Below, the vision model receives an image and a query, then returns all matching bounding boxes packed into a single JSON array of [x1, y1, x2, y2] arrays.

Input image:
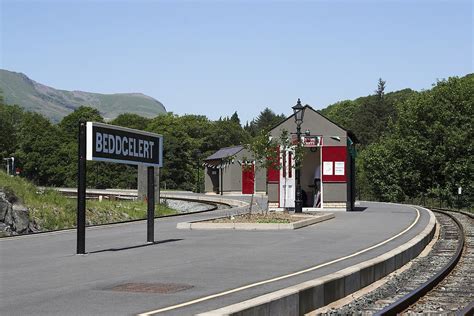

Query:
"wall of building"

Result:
[[268, 183, 278, 202], [204, 167, 219, 193], [322, 183, 347, 202], [270, 109, 347, 143], [221, 163, 239, 192], [204, 147, 267, 194], [268, 107, 352, 209], [255, 167, 266, 193]]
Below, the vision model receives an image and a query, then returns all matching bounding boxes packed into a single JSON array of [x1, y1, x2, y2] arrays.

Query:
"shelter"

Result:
[[267, 105, 357, 211], [203, 145, 266, 195], [204, 105, 357, 211]]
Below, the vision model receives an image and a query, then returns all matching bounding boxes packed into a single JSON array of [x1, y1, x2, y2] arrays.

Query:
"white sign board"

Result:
[[323, 161, 333, 176], [302, 136, 323, 147], [334, 161, 345, 176], [86, 122, 163, 167]]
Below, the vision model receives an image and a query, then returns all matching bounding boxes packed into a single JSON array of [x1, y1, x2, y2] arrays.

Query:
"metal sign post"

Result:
[[147, 166, 155, 243], [457, 186, 462, 210], [76, 121, 163, 254], [77, 120, 87, 254]]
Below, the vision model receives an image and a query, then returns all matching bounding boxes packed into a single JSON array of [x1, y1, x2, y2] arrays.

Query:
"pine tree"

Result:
[[230, 111, 240, 125], [375, 78, 386, 100]]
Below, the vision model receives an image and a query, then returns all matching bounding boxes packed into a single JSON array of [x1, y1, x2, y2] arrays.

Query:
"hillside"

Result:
[[0, 69, 166, 122]]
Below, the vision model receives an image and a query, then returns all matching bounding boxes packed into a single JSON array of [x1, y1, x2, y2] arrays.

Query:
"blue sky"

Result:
[[1, 0, 472, 123]]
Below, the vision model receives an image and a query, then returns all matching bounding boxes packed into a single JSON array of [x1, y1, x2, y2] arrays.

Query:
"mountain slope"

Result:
[[0, 69, 166, 122]]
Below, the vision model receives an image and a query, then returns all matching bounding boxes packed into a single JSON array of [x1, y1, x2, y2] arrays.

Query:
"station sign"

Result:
[[302, 136, 323, 147], [86, 122, 163, 167], [290, 135, 323, 147]]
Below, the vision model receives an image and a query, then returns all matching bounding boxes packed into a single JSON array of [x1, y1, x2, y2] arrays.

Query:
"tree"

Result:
[[15, 112, 66, 185], [319, 100, 357, 131], [147, 113, 202, 190], [0, 103, 24, 161], [241, 131, 277, 213], [230, 111, 240, 125], [244, 108, 285, 136], [375, 78, 386, 100], [360, 75, 473, 206], [58, 106, 103, 140], [110, 113, 151, 130], [205, 118, 250, 152], [56, 106, 138, 189]]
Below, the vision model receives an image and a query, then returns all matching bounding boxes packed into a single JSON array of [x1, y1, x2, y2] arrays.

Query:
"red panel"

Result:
[[322, 146, 347, 183], [267, 147, 280, 182], [242, 164, 255, 194]]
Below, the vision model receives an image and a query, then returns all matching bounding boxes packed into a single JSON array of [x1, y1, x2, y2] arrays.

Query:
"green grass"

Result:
[[0, 171, 176, 231], [84, 199, 176, 226]]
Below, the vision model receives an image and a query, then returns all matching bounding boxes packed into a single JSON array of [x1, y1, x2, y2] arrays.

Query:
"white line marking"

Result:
[[138, 206, 422, 315]]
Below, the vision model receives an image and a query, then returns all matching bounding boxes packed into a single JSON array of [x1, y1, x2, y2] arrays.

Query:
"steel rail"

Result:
[[457, 301, 474, 316], [436, 207, 474, 219], [375, 208, 466, 316]]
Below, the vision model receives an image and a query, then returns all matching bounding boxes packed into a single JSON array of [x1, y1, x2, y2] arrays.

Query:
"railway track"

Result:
[[320, 208, 473, 316], [375, 209, 473, 315]]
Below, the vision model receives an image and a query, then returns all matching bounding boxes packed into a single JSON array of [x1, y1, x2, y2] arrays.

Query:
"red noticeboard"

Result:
[[322, 146, 347, 183]]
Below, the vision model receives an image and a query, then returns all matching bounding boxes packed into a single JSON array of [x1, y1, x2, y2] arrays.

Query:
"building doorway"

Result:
[[208, 168, 220, 194], [301, 147, 322, 208], [242, 163, 255, 194]]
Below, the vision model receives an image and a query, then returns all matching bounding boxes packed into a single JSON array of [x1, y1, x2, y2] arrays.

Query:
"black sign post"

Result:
[[77, 120, 87, 254], [147, 166, 155, 243], [76, 121, 163, 254]]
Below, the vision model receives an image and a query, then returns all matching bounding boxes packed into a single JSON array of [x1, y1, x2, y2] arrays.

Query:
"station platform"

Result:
[[0, 198, 434, 316]]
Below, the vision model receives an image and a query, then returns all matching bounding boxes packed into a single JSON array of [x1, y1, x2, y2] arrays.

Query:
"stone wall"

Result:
[[0, 188, 39, 236]]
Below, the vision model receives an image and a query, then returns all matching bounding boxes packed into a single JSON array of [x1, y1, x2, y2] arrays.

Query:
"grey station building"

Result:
[[204, 105, 358, 211]]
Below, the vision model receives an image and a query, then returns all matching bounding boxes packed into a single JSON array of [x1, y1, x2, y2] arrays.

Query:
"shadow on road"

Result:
[[89, 239, 183, 254], [351, 206, 368, 212]]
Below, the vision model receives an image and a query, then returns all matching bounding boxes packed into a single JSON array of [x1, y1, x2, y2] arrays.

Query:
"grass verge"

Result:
[[0, 171, 176, 232]]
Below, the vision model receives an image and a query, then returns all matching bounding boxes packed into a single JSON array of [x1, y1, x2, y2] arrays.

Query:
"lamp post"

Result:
[[292, 99, 305, 213]]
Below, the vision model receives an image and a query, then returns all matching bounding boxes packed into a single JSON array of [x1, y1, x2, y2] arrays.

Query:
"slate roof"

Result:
[[204, 145, 244, 161]]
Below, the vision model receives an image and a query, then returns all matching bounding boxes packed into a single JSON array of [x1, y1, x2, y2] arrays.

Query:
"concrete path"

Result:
[[0, 200, 431, 316]]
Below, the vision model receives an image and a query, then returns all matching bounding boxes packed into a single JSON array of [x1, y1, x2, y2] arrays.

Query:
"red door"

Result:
[[242, 164, 255, 194]]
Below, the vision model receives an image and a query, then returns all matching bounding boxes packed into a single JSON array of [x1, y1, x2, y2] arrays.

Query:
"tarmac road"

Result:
[[0, 200, 431, 316]]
